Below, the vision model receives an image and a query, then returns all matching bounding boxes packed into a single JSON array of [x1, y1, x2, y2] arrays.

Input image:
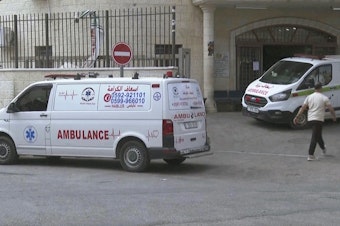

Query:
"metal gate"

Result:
[[178, 48, 191, 77], [237, 46, 262, 91], [0, 6, 177, 69]]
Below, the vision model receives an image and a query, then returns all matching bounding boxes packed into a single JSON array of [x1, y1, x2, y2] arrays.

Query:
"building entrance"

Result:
[[263, 45, 312, 71], [236, 25, 336, 91]]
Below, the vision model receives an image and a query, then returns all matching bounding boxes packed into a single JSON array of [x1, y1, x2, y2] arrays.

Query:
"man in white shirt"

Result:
[[294, 83, 336, 161]]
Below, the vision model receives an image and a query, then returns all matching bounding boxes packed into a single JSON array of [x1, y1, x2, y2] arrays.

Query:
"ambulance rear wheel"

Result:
[[0, 136, 18, 165], [119, 140, 150, 172], [164, 157, 186, 165]]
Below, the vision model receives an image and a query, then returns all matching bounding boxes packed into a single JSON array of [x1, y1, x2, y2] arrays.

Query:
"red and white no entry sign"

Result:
[[112, 42, 132, 65]]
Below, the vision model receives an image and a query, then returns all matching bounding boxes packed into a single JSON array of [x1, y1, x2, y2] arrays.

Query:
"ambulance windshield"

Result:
[[260, 60, 312, 85]]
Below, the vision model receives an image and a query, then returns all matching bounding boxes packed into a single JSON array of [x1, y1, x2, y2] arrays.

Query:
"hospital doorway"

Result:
[[236, 24, 337, 91], [263, 45, 312, 71]]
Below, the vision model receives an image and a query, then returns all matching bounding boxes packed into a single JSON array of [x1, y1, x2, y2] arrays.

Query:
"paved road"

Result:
[[1, 112, 340, 226]]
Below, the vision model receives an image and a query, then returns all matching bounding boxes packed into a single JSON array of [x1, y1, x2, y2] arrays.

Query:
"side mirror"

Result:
[[6, 103, 19, 113]]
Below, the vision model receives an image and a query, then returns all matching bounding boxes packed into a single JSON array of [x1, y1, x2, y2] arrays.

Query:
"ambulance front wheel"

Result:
[[119, 140, 150, 172], [0, 136, 18, 165], [290, 109, 308, 129]]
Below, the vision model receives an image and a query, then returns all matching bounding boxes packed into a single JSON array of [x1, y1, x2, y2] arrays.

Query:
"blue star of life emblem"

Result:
[[153, 92, 161, 101], [24, 126, 37, 143]]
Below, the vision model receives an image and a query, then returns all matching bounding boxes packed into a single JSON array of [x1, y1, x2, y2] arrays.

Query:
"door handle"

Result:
[[40, 113, 48, 117]]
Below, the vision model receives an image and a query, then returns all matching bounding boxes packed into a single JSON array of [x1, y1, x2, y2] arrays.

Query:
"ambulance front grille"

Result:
[[244, 94, 267, 107]]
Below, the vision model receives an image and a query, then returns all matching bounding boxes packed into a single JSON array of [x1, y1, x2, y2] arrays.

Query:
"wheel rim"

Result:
[[295, 114, 307, 126], [0, 144, 9, 159], [124, 148, 141, 166]]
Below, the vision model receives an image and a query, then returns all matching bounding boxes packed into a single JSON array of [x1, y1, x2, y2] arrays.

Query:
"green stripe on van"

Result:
[[291, 85, 340, 97]]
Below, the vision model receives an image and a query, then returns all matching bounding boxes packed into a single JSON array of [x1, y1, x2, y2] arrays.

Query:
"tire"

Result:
[[119, 140, 150, 172], [289, 109, 308, 129], [0, 136, 18, 165], [164, 157, 186, 166]]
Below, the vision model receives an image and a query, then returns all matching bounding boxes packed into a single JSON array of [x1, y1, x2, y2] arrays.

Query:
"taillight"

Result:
[[163, 119, 173, 135]]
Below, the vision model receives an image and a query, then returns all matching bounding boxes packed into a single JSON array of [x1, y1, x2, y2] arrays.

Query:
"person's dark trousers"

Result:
[[308, 120, 325, 156]]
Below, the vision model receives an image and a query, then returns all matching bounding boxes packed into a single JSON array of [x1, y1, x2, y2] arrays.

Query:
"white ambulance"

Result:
[[0, 75, 210, 172], [242, 55, 340, 129]]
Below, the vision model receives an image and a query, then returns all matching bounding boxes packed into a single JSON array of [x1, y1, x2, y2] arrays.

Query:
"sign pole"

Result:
[[120, 65, 124, 77]]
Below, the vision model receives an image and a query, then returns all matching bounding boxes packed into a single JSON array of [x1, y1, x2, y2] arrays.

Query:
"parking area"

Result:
[[1, 112, 340, 225]]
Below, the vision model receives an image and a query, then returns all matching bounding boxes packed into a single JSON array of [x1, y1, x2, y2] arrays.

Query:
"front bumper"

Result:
[[242, 106, 293, 124]]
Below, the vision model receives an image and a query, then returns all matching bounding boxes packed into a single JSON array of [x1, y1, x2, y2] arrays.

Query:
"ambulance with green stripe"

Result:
[[242, 55, 340, 129]]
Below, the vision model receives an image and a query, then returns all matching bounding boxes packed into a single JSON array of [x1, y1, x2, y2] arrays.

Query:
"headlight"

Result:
[[269, 89, 291, 102]]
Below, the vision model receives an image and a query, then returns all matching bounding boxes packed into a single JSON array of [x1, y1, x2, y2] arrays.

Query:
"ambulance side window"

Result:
[[297, 65, 332, 90], [16, 84, 52, 111]]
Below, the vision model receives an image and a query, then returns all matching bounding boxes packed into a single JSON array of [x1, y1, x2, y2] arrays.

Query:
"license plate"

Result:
[[184, 121, 198, 129], [247, 106, 259, 113]]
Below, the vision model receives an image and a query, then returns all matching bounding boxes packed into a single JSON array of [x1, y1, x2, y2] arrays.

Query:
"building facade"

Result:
[[1, 0, 340, 112]]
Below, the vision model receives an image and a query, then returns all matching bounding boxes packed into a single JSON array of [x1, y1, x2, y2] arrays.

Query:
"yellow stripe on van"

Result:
[[291, 89, 314, 97], [323, 85, 340, 92], [291, 85, 340, 97]]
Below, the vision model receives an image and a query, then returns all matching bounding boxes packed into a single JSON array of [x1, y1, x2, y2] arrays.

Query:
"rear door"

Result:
[[166, 80, 207, 151]]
